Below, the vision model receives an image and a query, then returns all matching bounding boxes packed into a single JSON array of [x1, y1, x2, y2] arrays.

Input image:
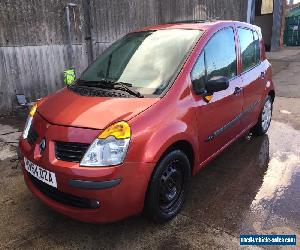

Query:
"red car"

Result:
[[19, 20, 274, 223]]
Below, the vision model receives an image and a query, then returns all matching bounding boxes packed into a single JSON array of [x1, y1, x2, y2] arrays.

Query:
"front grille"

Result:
[[28, 174, 100, 209], [55, 141, 89, 162], [27, 126, 39, 145]]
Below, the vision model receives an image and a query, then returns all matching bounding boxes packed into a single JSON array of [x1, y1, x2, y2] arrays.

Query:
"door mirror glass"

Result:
[[206, 76, 229, 94]]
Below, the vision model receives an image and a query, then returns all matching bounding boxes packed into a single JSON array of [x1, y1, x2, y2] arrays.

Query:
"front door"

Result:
[[191, 27, 244, 164]]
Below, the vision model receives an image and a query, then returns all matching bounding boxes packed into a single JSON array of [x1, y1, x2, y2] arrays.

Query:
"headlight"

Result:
[[80, 121, 131, 167], [22, 116, 33, 139], [22, 102, 39, 139]]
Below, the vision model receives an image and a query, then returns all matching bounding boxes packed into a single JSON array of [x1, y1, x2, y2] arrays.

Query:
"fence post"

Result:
[[82, 0, 94, 64], [65, 4, 77, 68]]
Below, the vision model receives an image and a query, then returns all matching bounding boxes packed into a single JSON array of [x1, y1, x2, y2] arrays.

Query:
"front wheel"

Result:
[[144, 150, 191, 223], [252, 95, 273, 136]]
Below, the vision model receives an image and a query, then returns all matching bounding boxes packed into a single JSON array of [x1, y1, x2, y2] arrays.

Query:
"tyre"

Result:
[[252, 95, 273, 136], [144, 150, 191, 223]]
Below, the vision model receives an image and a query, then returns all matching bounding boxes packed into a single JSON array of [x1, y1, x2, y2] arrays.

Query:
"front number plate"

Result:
[[24, 158, 57, 188]]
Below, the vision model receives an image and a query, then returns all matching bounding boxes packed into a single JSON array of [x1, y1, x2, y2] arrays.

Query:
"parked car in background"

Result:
[[19, 20, 275, 223]]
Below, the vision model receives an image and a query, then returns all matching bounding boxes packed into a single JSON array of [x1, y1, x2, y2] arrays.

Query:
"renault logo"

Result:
[[39, 138, 46, 153]]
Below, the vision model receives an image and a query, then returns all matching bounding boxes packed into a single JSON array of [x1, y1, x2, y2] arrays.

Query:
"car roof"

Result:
[[135, 20, 260, 33]]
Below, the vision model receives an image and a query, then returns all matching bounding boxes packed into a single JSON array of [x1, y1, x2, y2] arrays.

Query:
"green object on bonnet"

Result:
[[64, 69, 76, 85]]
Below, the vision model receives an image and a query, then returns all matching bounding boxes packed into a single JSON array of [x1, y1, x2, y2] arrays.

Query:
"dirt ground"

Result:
[[0, 47, 300, 249]]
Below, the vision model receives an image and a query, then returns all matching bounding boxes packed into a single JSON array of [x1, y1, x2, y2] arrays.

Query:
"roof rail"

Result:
[[167, 19, 207, 24], [166, 18, 220, 24]]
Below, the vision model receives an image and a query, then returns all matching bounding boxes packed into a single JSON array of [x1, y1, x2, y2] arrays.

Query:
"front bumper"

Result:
[[20, 153, 155, 223]]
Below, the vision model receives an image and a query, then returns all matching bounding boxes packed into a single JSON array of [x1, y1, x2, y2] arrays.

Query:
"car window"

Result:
[[253, 30, 261, 65], [191, 52, 206, 92], [238, 28, 257, 72], [205, 28, 237, 80]]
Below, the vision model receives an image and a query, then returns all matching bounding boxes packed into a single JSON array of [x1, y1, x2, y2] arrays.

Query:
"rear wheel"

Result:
[[144, 150, 191, 223], [253, 95, 273, 136]]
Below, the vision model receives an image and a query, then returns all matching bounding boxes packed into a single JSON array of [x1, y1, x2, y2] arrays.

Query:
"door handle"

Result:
[[233, 87, 242, 95], [261, 71, 265, 78]]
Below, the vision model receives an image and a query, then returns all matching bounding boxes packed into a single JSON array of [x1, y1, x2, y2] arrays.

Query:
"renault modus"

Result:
[[19, 20, 275, 223]]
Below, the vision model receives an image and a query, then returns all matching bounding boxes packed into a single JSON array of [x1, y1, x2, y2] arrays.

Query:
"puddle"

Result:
[[251, 121, 300, 205], [183, 120, 300, 237]]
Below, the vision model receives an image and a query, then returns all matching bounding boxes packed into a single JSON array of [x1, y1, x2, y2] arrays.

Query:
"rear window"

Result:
[[238, 28, 260, 73]]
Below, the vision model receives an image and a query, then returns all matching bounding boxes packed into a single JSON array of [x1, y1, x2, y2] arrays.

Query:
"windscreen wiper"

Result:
[[110, 81, 144, 98], [76, 79, 144, 98]]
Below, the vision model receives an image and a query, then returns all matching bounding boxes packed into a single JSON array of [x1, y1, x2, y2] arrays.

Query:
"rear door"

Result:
[[237, 28, 266, 130], [191, 27, 244, 164]]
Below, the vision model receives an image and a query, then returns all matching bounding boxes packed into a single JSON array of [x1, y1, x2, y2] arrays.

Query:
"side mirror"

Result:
[[206, 76, 229, 94], [192, 79, 206, 95]]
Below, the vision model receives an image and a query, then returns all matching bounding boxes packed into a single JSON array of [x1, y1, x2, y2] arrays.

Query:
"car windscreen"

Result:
[[78, 29, 203, 96]]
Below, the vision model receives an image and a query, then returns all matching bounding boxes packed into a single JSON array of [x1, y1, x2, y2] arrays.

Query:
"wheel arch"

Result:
[[159, 140, 195, 174]]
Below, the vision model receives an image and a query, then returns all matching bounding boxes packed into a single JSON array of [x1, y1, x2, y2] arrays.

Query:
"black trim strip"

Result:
[[69, 178, 122, 190], [206, 100, 260, 142], [29, 174, 100, 209]]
